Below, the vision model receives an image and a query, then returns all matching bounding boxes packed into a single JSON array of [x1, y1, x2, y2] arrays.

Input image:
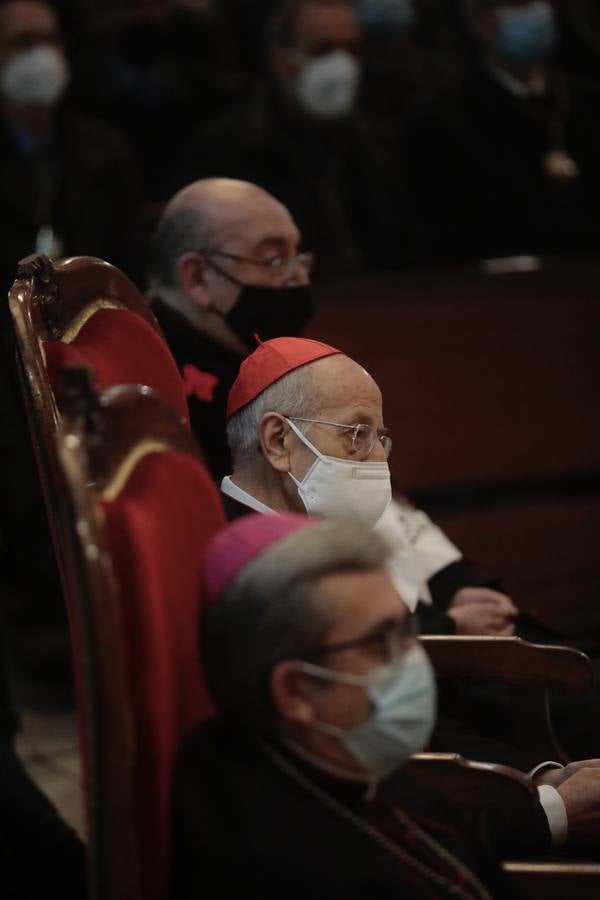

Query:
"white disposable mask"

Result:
[[297, 644, 436, 780], [287, 418, 392, 528], [293, 50, 360, 119], [0, 45, 70, 107]]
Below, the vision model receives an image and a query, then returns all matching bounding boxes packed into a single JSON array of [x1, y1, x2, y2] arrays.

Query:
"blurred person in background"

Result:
[[405, 0, 600, 264], [147, 177, 314, 480], [70, 0, 245, 208], [357, 0, 464, 124], [0, 620, 86, 899], [0, 0, 140, 704], [0, 0, 141, 290], [167, 0, 416, 277], [557, 0, 600, 86]]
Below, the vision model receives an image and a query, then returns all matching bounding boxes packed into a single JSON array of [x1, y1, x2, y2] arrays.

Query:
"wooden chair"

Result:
[[421, 635, 594, 763], [8, 253, 188, 444], [8, 252, 190, 584], [50, 367, 225, 900], [504, 862, 600, 900], [406, 753, 600, 899], [406, 752, 537, 845]]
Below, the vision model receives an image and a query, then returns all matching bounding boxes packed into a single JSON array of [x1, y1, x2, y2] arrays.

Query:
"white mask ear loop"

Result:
[[286, 418, 326, 459], [284, 417, 392, 527], [286, 418, 327, 492]]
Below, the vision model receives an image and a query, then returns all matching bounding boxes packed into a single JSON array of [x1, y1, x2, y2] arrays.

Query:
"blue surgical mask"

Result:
[[358, 0, 416, 32], [297, 644, 436, 780], [494, 2, 557, 66]]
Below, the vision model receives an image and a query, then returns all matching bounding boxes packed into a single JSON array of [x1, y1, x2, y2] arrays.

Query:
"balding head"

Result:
[[165, 178, 295, 244], [151, 178, 300, 288], [147, 178, 310, 350]]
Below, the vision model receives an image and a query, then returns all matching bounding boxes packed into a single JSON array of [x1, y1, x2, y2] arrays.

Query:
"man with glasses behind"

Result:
[[147, 177, 314, 479]]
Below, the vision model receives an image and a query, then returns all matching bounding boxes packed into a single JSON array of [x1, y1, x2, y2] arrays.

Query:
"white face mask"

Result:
[[293, 50, 361, 119], [297, 644, 436, 780], [0, 45, 70, 107], [286, 418, 392, 529]]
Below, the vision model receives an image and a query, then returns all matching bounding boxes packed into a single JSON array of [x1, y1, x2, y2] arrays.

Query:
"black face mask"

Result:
[[224, 283, 315, 347]]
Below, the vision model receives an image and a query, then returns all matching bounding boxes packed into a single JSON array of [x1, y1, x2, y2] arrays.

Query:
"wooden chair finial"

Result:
[[17, 253, 62, 337], [58, 365, 104, 445]]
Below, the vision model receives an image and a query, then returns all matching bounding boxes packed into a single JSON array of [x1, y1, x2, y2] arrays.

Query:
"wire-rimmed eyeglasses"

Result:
[[287, 416, 392, 458], [199, 249, 315, 281]]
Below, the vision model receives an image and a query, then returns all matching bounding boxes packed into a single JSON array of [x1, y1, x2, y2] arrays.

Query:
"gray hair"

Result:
[[201, 519, 390, 732], [147, 205, 217, 290], [226, 365, 321, 467]]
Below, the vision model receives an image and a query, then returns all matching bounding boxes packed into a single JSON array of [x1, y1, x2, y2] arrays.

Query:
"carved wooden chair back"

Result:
[[8, 253, 187, 437], [421, 635, 594, 763], [52, 369, 224, 900], [406, 752, 537, 847], [407, 753, 600, 898]]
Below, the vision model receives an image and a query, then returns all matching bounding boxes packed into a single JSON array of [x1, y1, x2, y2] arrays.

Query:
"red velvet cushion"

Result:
[[101, 451, 225, 900], [44, 308, 189, 422]]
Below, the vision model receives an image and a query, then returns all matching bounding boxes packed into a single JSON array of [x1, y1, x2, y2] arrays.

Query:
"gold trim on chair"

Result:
[[101, 440, 171, 502], [62, 299, 126, 344]]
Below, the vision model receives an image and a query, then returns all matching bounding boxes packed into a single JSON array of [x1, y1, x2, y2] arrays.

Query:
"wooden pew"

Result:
[[421, 635, 593, 763], [406, 754, 600, 899], [307, 255, 600, 636]]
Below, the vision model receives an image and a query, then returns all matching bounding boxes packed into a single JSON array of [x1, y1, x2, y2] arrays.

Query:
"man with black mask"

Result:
[[147, 177, 314, 479]]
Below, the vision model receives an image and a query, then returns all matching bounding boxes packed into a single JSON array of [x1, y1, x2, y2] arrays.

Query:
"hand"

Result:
[[450, 587, 519, 617], [554, 766, 600, 829], [534, 759, 600, 789], [447, 588, 519, 636]]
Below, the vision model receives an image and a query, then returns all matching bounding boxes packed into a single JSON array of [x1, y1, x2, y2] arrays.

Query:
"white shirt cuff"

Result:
[[528, 760, 563, 780], [537, 784, 568, 846]]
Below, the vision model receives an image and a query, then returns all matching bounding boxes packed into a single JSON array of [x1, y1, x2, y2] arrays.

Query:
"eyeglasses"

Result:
[[199, 249, 315, 281], [314, 613, 418, 664], [287, 417, 392, 458]]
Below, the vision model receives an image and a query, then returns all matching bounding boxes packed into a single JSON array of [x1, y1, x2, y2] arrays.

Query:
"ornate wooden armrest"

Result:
[[420, 636, 593, 763], [502, 862, 600, 900]]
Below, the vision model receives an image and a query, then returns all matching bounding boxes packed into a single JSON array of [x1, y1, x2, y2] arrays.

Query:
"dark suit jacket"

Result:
[[171, 718, 517, 900], [152, 298, 242, 480], [0, 106, 141, 293], [165, 83, 415, 277], [405, 63, 600, 264], [0, 739, 87, 900]]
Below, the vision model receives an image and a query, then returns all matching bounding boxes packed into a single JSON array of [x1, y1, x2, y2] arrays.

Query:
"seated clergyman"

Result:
[[171, 512, 514, 900], [215, 335, 600, 846]]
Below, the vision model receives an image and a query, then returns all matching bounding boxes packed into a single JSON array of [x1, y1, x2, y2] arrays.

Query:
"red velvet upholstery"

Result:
[[101, 450, 225, 900], [44, 308, 189, 422]]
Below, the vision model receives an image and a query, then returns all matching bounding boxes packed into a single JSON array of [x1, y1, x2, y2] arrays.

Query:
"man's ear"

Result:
[[258, 412, 293, 472], [177, 252, 211, 308], [270, 660, 316, 726]]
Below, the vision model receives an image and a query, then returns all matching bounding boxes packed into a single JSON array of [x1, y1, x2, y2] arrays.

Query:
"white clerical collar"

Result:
[[485, 60, 547, 98], [220, 476, 278, 516]]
